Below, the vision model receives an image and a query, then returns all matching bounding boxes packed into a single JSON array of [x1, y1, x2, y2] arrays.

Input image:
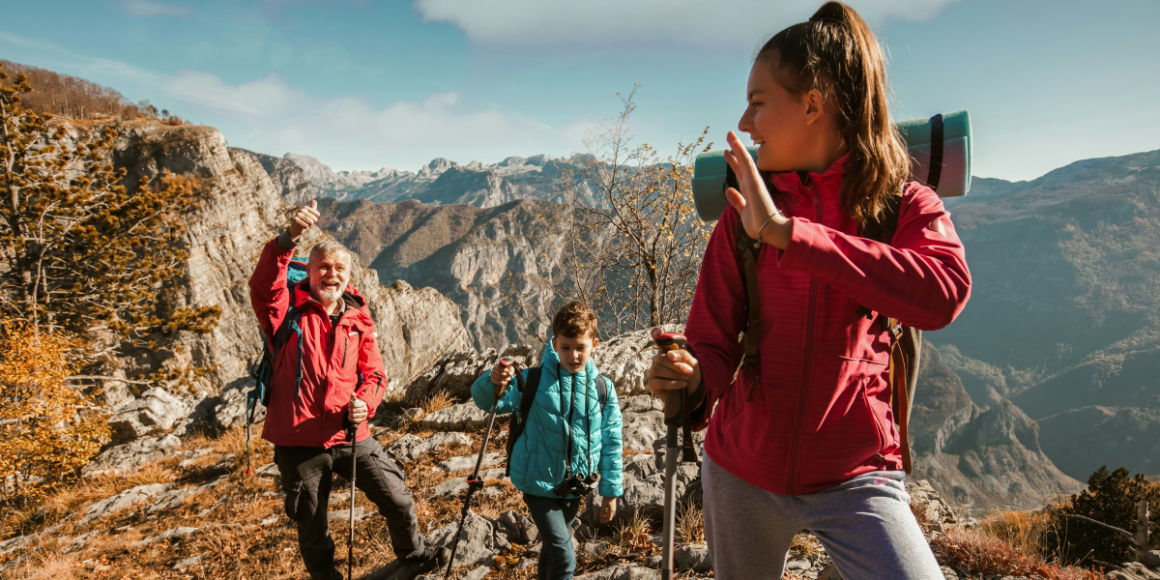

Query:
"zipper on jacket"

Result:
[[785, 177, 822, 495]]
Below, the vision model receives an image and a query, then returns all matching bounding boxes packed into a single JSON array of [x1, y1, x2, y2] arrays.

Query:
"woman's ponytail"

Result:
[[757, 2, 909, 227]]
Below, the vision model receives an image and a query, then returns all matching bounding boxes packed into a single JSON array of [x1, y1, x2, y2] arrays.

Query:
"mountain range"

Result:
[[278, 148, 1160, 487]]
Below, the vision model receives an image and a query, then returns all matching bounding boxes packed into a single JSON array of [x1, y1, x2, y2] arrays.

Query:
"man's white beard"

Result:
[[311, 279, 344, 305]]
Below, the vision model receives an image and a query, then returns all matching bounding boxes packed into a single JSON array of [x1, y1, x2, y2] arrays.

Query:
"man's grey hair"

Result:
[[308, 240, 352, 266]]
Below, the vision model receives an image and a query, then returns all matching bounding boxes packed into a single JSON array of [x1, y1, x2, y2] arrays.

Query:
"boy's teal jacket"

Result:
[[471, 340, 624, 499]]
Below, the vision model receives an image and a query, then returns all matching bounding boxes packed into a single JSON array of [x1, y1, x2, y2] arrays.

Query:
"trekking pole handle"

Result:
[[496, 357, 520, 396], [653, 333, 688, 421]]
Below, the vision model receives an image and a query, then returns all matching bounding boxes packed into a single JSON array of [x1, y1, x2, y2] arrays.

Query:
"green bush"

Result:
[[1052, 466, 1160, 565]]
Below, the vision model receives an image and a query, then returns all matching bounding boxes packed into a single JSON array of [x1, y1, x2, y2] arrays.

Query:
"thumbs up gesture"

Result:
[[289, 199, 320, 242]]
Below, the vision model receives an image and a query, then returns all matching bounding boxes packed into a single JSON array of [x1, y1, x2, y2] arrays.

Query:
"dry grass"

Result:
[[421, 390, 455, 416], [933, 527, 1109, 580], [676, 500, 704, 545]]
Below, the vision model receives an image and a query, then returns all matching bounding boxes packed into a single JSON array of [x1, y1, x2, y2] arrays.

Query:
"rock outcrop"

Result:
[[74, 120, 470, 474]]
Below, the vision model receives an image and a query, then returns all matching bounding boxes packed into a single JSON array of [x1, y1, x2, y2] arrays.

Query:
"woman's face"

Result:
[[737, 61, 817, 173]]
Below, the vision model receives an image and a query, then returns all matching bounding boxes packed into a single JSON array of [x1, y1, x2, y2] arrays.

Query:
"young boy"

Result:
[[472, 301, 624, 580]]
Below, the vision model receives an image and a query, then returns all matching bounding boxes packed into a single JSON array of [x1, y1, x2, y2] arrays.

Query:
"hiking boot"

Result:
[[402, 546, 451, 574]]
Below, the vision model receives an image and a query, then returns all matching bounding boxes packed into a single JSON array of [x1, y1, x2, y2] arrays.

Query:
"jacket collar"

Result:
[[769, 153, 850, 206], [540, 334, 598, 386]]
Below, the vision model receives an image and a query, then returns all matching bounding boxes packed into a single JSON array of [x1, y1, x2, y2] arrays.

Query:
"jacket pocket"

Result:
[[722, 371, 759, 437], [859, 378, 890, 453]]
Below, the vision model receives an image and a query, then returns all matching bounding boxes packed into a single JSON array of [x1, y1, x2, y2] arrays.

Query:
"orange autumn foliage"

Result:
[[0, 325, 110, 505]]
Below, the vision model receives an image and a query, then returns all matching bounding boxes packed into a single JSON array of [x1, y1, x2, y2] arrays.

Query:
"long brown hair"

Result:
[[756, 2, 908, 226]]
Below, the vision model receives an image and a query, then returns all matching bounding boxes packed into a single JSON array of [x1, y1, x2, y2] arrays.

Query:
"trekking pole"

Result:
[[654, 333, 688, 580], [444, 357, 513, 578], [344, 399, 359, 580]]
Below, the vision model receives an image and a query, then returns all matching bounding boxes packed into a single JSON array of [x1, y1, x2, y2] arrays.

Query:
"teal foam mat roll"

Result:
[[691, 110, 971, 221]]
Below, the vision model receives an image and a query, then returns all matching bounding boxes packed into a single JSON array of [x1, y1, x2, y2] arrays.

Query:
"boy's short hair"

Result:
[[552, 301, 598, 340]]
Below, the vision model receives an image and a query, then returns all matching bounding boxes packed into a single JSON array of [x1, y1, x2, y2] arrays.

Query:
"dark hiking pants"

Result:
[[523, 493, 582, 580], [274, 437, 424, 580]]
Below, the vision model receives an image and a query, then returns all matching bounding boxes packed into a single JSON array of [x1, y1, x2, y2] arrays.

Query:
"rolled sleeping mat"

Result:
[[691, 110, 972, 222]]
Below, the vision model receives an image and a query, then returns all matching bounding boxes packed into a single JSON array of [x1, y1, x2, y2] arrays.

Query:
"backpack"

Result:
[[245, 256, 309, 475], [503, 366, 612, 478], [729, 170, 921, 474]]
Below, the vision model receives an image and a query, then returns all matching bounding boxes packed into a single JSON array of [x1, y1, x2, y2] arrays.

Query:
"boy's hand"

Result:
[[600, 497, 617, 523], [647, 327, 702, 398], [490, 364, 515, 396], [348, 395, 367, 424], [289, 200, 320, 242]]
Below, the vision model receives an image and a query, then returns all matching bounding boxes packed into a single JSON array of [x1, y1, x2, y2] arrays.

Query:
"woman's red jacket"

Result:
[[688, 156, 972, 495]]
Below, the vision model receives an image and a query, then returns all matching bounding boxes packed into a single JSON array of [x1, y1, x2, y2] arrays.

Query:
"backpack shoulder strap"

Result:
[[726, 164, 766, 370], [519, 366, 543, 423], [860, 189, 920, 475], [596, 375, 611, 413]]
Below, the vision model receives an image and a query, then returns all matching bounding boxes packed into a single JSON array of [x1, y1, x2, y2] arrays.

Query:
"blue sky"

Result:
[[1, 0, 1157, 182]]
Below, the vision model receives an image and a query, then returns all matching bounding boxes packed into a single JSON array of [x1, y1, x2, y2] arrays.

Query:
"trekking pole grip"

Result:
[[653, 333, 688, 421]]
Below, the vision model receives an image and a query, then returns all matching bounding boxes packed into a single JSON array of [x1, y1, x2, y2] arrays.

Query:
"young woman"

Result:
[[646, 3, 971, 579]]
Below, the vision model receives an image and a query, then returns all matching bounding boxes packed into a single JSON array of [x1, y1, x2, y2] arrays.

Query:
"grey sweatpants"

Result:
[[702, 452, 944, 580]]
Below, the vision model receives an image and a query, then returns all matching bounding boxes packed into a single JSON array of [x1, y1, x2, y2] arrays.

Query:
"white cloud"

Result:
[[120, 0, 192, 17], [166, 71, 294, 115], [414, 0, 963, 49], [161, 71, 579, 171]]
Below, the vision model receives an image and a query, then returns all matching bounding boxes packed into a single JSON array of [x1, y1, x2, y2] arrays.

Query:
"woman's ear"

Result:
[[803, 88, 825, 126]]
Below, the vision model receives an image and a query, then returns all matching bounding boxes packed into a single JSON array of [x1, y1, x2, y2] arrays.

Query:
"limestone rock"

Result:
[[1109, 562, 1160, 580], [438, 453, 504, 473], [80, 483, 173, 524], [425, 511, 511, 569], [403, 344, 535, 407], [593, 325, 683, 397], [620, 407, 665, 455], [586, 454, 699, 524], [674, 544, 712, 572], [906, 480, 957, 532], [107, 387, 190, 443], [82, 434, 181, 478], [432, 469, 507, 498], [496, 510, 539, 544], [416, 402, 493, 431], [147, 486, 200, 514], [575, 563, 661, 580], [385, 432, 472, 464]]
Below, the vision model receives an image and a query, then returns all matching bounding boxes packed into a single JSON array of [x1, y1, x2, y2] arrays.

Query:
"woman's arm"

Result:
[[777, 183, 971, 331]]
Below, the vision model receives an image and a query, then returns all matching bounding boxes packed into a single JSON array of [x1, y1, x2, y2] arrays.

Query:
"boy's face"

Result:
[[553, 333, 599, 374]]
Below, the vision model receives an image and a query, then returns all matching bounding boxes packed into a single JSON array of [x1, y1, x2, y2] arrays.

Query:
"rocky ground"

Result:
[[5, 341, 1156, 580]]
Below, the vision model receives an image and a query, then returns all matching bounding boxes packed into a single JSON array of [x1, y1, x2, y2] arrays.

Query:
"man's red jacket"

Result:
[[249, 237, 386, 448], [688, 155, 972, 496]]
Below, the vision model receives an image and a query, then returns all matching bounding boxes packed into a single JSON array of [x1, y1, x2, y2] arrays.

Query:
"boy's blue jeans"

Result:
[[523, 493, 582, 580]]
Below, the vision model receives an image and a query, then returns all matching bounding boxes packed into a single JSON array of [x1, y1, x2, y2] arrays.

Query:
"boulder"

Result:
[[674, 544, 712, 573], [211, 385, 260, 431], [592, 325, 682, 397], [416, 403, 494, 431], [146, 486, 200, 514], [906, 480, 958, 533], [107, 388, 190, 443], [496, 510, 539, 544], [619, 404, 665, 455], [384, 432, 472, 464], [80, 483, 173, 525], [585, 454, 699, 525], [432, 469, 507, 498], [425, 511, 511, 569], [81, 434, 182, 477], [404, 344, 535, 406]]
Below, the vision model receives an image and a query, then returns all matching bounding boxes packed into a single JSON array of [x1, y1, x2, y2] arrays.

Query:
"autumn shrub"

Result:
[[0, 324, 111, 508], [1049, 466, 1160, 565], [935, 527, 1109, 580], [980, 509, 1057, 560]]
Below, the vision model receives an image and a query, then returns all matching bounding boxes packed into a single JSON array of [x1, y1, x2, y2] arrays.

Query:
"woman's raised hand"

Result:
[[723, 131, 792, 249]]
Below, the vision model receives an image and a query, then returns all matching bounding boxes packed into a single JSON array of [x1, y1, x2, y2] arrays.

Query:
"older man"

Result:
[[249, 200, 447, 580]]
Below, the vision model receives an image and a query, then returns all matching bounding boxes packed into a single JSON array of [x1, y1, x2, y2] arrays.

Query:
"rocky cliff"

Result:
[[910, 342, 1082, 513], [81, 120, 471, 473]]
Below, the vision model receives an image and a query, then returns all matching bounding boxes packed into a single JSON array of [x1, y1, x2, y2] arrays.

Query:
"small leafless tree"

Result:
[[505, 86, 712, 339]]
